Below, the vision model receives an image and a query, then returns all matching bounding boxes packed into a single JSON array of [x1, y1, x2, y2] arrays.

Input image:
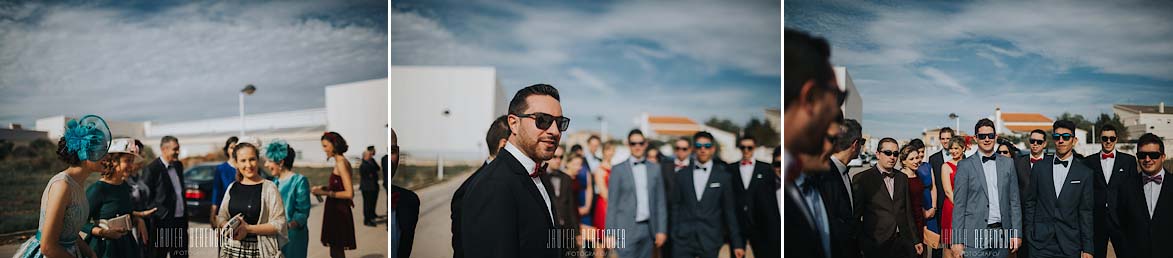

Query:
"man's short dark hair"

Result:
[[367, 146, 376, 154], [486, 115, 511, 156], [1138, 133, 1164, 154], [833, 119, 862, 152], [974, 119, 996, 133], [939, 127, 955, 137], [784, 28, 835, 110], [1099, 124, 1117, 134], [161, 136, 178, 147], [508, 84, 560, 115], [1053, 120, 1077, 133], [693, 131, 715, 143], [588, 135, 601, 143], [628, 129, 644, 140], [738, 135, 756, 145], [877, 137, 898, 152], [570, 144, 583, 153], [1030, 129, 1047, 138]]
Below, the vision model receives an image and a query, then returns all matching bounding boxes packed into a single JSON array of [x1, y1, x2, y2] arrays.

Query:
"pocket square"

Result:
[[709, 182, 720, 188], [756, 174, 763, 179], [1070, 180, 1081, 184]]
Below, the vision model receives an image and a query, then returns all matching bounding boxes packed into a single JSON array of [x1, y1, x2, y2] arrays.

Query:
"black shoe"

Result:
[[364, 221, 376, 227]]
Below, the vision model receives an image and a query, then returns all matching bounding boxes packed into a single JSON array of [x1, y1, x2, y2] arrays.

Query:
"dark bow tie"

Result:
[[1054, 158, 1069, 167], [1143, 173, 1164, 185], [982, 155, 997, 163], [530, 163, 548, 178], [695, 165, 708, 171], [632, 159, 646, 165], [881, 171, 896, 178]]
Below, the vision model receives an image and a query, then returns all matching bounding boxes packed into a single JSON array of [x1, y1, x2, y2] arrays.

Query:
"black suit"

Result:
[[929, 152, 946, 223], [1082, 151, 1136, 258], [1025, 156, 1094, 257], [747, 172, 781, 258], [669, 161, 743, 257], [852, 167, 919, 258], [785, 179, 827, 258], [458, 150, 562, 258], [1015, 153, 1047, 258], [1115, 169, 1173, 258], [144, 157, 187, 258], [658, 158, 688, 258], [393, 185, 419, 258], [820, 160, 861, 258], [546, 170, 580, 231], [726, 160, 772, 252], [451, 161, 488, 258], [360, 158, 381, 224]]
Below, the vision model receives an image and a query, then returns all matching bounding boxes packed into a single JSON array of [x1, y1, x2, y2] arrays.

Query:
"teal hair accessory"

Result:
[[64, 115, 111, 161], [265, 139, 289, 162]]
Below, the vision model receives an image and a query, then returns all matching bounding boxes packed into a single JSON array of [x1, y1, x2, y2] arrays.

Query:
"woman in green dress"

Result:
[[85, 138, 153, 258], [266, 139, 311, 258]]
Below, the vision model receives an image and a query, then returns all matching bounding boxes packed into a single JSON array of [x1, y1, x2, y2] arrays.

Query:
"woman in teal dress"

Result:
[[15, 115, 111, 258], [84, 138, 151, 258], [266, 139, 311, 258]]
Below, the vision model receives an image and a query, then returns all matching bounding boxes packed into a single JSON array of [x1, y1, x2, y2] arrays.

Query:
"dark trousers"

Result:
[[153, 217, 189, 258], [362, 189, 379, 223]]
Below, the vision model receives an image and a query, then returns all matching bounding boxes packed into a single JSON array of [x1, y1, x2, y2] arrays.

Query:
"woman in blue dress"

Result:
[[266, 139, 311, 258], [15, 115, 111, 258], [212, 136, 240, 227]]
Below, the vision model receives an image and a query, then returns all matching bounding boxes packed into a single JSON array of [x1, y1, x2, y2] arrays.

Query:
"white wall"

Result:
[[834, 67, 863, 122], [147, 109, 327, 137], [326, 78, 389, 161], [390, 66, 506, 161]]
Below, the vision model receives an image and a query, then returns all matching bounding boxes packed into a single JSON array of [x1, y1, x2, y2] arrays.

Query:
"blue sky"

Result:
[[786, 0, 1173, 140], [0, 1, 386, 126], [391, 0, 782, 139]]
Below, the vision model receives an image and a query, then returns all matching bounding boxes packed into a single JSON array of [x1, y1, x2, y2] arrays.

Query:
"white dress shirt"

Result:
[[1143, 170, 1165, 218], [739, 160, 754, 190], [631, 158, 651, 222], [1053, 155, 1074, 198], [1100, 150, 1116, 184], [161, 157, 184, 217], [878, 166, 895, 199], [503, 142, 554, 224], [980, 152, 1001, 224], [694, 160, 713, 201]]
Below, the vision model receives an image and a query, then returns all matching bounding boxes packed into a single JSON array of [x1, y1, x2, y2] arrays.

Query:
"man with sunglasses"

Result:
[[727, 135, 772, 255], [1114, 133, 1172, 258], [451, 115, 511, 258], [605, 129, 667, 258], [822, 118, 863, 258], [951, 118, 1022, 258], [1080, 124, 1135, 258], [1011, 129, 1048, 258], [853, 138, 922, 258], [668, 131, 744, 258], [458, 84, 570, 258], [1023, 120, 1093, 258]]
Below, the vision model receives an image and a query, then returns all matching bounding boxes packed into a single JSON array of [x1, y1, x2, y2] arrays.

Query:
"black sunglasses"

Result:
[[878, 150, 897, 156], [695, 143, 714, 149], [739, 145, 754, 151], [1101, 136, 1117, 142], [1029, 139, 1045, 145], [1052, 133, 1074, 141], [514, 112, 571, 132], [1138, 151, 1163, 160], [674, 146, 690, 151], [977, 133, 996, 140], [629, 141, 647, 146]]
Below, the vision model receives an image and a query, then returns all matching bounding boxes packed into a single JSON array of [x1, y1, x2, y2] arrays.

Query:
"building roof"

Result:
[[1115, 104, 1173, 115], [1002, 113, 1053, 123], [646, 115, 702, 137], [648, 116, 696, 124], [1006, 125, 1051, 133]]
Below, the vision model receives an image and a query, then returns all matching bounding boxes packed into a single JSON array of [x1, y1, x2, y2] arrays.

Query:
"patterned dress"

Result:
[[14, 171, 90, 258]]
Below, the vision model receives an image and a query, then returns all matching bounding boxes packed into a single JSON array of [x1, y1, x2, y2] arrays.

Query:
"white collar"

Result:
[[504, 141, 538, 176], [160, 157, 172, 169], [1031, 152, 1044, 160], [830, 156, 847, 173]]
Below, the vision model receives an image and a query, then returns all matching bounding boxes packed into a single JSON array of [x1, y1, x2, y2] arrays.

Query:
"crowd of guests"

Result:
[[13, 113, 384, 258], [786, 27, 1172, 258]]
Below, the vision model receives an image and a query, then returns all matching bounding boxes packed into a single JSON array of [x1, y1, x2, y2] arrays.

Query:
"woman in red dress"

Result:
[[312, 132, 357, 258], [940, 137, 965, 258], [591, 143, 615, 258]]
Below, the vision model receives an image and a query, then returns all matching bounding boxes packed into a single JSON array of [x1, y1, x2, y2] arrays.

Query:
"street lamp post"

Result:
[[948, 113, 960, 133], [240, 84, 257, 137]]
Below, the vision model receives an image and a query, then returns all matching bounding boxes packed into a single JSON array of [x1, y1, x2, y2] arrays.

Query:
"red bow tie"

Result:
[[741, 160, 753, 166], [530, 164, 548, 178], [1030, 157, 1043, 164], [1144, 174, 1164, 185], [1102, 152, 1115, 159]]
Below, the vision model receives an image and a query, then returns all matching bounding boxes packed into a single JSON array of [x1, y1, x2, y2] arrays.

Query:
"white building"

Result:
[[1115, 103, 1173, 154], [389, 66, 506, 162], [834, 66, 863, 122]]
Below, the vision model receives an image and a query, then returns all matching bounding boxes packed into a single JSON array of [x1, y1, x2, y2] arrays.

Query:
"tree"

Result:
[[1057, 112, 1095, 144], [744, 118, 781, 148], [704, 117, 741, 136]]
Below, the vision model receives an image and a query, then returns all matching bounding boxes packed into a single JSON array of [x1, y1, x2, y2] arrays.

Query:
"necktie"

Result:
[[1030, 157, 1042, 164], [741, 160, 752, 166], [982, 155, 997, 163], [1143, 173, 1164, 185], [1102, 152, 1115, 159], [1054, 158, 1069, 167]]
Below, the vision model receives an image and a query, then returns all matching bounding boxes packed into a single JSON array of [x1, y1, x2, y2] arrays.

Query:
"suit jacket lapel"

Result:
[[1058, 163, 1082, 203], [681, 167, 699, 203], [504, 151, 553, 228], [1152, 170, 1173, 221], [1039, 159, 1058, 201], [972, 157, 989, 198]]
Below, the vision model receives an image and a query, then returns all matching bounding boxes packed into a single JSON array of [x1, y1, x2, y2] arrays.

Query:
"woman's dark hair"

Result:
[[233, 143, 259, 181], [223, 136, 239, 157], [98, 153, 124, 178], [321, 131, 348, 155], [280, 146, 296, 170], [56, 137, 82, 166]]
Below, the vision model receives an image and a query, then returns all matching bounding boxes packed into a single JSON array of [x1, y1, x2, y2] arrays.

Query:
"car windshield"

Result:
[[185, 165, 216, 181]]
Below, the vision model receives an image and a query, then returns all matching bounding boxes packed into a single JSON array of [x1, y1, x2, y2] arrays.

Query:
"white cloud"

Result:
[[919, 67, 971, 95], [567, 67, 616, 95]]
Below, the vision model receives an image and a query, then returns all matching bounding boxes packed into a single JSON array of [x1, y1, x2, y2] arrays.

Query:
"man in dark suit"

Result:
[[853, 138, 922, 258], [669, 131, 744, 258], [450, 115, 510, 258], [657, 137, 692, 258], [458, 84, 566, 257], [1081, 124, 1135, 258], [928, 127, 955, 234], [545, 146, 579, 229], [389, 128, 419, 258], [360, 146, 382, 227], [727, 135, 772, 256], [1024, 120, 1093, 258], [145, 136, 187, 258], [607, 129, 668, 258], [1115, 133, 1172, 258], [1013, 129, 1048, 258], [746, 147, 782, 258], [822, 118, 862, 258]]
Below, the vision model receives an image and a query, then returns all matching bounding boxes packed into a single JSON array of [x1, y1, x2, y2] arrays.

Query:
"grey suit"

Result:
[[608, 158, 669, 258], [951, 152, 1022, 258]]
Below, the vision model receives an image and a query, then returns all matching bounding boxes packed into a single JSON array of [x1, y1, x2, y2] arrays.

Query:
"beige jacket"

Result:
[[217, 180, 288, 257]]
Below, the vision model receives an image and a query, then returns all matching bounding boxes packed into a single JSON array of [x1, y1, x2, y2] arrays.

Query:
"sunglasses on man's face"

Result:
[[695, 143, 714, 149], [629, 141, 647, 146], [977, 133, 996, 140], [1138, 151, 1163, 160], [1052, 133, 1074, 141], [739, 145, 754, 151], [514, 112, 571, 132], [1029, 139, 1045, 145], [1101, 136, 1117, 142], [878, 150, 897, 156], [675, 146, 690, 151]]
